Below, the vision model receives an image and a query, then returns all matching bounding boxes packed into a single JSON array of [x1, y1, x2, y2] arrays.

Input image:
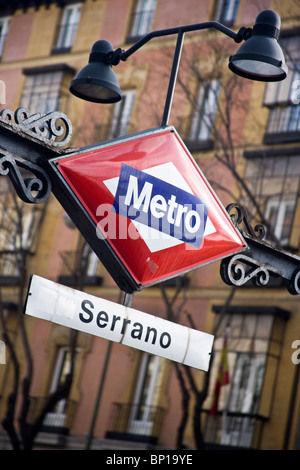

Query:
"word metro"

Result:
[[25, 275, 214, 371], [113, 164, 208, 248]]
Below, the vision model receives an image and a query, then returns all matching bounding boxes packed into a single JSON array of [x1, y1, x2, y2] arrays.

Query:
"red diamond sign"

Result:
[[50, 127, 246, 291]]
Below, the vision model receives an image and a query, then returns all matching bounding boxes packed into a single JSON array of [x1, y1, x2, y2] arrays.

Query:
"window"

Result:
[[204, 309, 287, 449], [128, 354, 162, 436], [43, 347, 75, 429], [264, 35, 300, 140], [244, 154, 300, 249], [214, 0, 239, 25], [0, 207, 38, 282], [0, 16, 10, 58], [106, 353, 166, 443], [109, 89, 136, 138], [128, 0, 157, 40], [82, 244, 100, 277], [264, 68, 300, 137], [21, 70, 62, 114], [264, 195, 296, 246], [0, 193, 41, 279], [54, 2, 81, 51], [58, 243, 103, 287], [190, 80, 220, 143], [21, 65, 74, 115]]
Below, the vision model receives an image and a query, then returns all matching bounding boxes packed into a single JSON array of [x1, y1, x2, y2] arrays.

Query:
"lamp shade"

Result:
[[229, 10, 288, 82], [69, 40, 122, 103]]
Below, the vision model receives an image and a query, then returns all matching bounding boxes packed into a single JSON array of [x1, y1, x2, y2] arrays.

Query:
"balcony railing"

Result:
[[28, 396, 78, 435], [106, 402, 165, 445], [0, 249, 30, 285], [204, 410, 268, 450], [58, 250, 103, 287]]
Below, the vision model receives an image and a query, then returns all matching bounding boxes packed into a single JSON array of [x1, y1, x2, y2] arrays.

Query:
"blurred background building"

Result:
[[0, 0, 300, 450]]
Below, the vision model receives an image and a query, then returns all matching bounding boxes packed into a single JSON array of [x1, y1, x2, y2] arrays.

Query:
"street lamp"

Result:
[[69, 10, 287, 126], [228, 10, 287, 81]]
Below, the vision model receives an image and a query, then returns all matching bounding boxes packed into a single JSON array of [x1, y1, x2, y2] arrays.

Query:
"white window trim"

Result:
[[190, 80, 220, 142], [130, 0, 157, 37], [110, 89, 135, 138], [128, 354, 161, 436], [264, 195, 296, 245], [214, 0, 239, 23], [21, 71, 63, 114], [0, 16, 10, 57], [44, 347, 73, 428], [56, 3, 82, 49]]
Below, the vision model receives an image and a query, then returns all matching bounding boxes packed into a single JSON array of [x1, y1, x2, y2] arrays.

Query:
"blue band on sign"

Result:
[[113, 164, 208, 248]]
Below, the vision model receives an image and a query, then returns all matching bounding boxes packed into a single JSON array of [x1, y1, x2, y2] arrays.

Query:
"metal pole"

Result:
[[161, 30, 185, 127], [85, 340, 112, 450], [120, 21, 237, 61], [85, 291, 133, 450]]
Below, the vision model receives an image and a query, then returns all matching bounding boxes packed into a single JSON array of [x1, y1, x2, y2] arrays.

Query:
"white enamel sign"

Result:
[[25, 275, 214, 371]]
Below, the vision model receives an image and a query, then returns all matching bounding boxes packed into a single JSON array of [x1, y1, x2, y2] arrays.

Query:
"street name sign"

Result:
[[25, 275, 214, 371], [49, 126, 246, 292]]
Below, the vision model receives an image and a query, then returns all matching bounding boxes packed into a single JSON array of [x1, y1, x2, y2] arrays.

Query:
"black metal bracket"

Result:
[[0, 152, 52, 204], [0, 107, 72, 204], [221, 203, 300, 295]]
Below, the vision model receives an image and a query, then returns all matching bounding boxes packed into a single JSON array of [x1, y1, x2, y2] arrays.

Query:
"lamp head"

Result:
[[69, 40, 122, 103], [229, 10, 288, 82]]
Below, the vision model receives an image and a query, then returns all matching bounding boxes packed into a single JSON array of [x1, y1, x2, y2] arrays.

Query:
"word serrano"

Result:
[[80, 299, 171, 349]]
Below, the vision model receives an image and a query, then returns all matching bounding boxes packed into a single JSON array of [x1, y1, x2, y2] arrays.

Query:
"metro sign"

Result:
[[50, 127, 246, 292]]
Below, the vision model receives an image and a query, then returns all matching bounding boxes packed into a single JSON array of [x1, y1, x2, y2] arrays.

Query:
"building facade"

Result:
[[0, 0, 300, 450]]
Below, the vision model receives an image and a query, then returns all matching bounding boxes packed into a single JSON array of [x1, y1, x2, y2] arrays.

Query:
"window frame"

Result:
[[189, 79, 221, 144], [204, 308, 288, 449], [109, 89, 136, 138], [0, 15, 10, 58], [214, 0, 239, 25], [21, 64, 75, 115], [264, 194, 296, 246], [54, 2, 82, 52], [21, 70, 63, 114], [127, 0, 157, 42]]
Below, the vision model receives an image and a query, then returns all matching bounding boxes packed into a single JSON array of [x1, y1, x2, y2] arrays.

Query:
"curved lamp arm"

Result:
[[107, 22, 251, 126], [108, 21, 248, 65]]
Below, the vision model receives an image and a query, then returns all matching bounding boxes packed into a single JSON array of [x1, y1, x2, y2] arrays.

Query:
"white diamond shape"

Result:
[[104, 162, 216, 253]]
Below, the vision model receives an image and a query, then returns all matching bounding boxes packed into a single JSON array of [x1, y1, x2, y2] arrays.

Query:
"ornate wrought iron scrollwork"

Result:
[[0, 107, 72, 147], [0, 152, 51, 204], [288, 269, 300, 295], [226, 202, 266, 240], [220, 203, 278, 288], [221, 203, 277, 287], [220, 253, 280, 288]]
